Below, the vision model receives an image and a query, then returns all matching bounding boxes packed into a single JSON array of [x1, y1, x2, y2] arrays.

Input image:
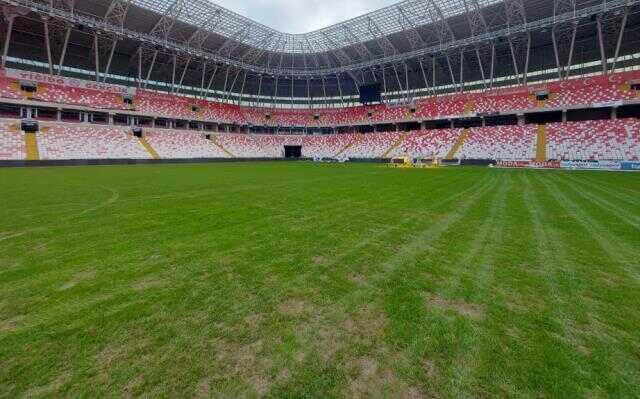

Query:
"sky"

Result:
[[211, 0, 401, 34]]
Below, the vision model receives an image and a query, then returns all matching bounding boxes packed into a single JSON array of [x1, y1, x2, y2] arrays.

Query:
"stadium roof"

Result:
[[2, 0, 640, 102], [7, 0, 636, 75], [128, 0, 504, 54]]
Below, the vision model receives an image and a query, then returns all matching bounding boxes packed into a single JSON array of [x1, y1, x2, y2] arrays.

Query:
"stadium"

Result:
[[0, 0, 639, 396]]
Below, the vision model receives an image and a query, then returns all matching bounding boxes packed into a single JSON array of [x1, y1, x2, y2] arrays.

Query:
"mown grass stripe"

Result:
[[532, 172, 640, 280]]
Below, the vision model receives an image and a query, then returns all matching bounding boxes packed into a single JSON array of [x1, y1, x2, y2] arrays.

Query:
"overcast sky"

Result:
[[211, 0, 400, 33]]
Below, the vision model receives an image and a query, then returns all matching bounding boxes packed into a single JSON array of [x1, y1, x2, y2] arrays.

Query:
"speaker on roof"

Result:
[[20, 81, 37, 93], [535, 91, 549, 101], [21, 119, 39, 132]]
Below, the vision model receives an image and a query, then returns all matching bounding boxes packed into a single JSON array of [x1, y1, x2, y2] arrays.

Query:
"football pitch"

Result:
[[1, 162, 639, 397]]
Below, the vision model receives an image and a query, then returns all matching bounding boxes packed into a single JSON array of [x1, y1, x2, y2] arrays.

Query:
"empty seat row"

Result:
[[144, 130, 230, 159], [546, 119, 640, 161], [0, 119, 638, 162], [0, 120, 25, 159], [2, 70, 640, 125], [37, 124, 150, 160], [457, 125, 538, 160]]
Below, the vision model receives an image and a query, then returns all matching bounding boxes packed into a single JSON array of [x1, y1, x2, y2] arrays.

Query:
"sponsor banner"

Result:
[[2, 68, 135, 95], [496, 160, 560, 169], [620, 161, 640, 171], [496, 160, 529, 168], [560, 160, 622, 170], [526, 161, 561, 169], [593, 101, 623, 108], [485, 84, 549, 98]]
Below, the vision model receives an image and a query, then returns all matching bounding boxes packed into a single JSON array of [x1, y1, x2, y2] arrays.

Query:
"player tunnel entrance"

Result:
[[284, 145, 302, 158]]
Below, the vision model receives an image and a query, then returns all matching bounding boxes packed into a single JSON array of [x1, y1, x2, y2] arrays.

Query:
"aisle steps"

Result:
[[334, 135, 362, 158], [138, 137, 160, 159], [211, 137, 235, 158], [445, 129, 469, 159], [536, 124, 547, 162], [381, 133, 406, 158], [24, 132, 40, 160]]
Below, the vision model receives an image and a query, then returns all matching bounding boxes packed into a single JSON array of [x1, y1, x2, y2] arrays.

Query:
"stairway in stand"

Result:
[[334, 135, 362, 158], [211, 137, 235, 158], [138, 137, 160, 159], [24, 132, 40, 160], [536, 125, 547, 162], [381, 133, 406, 158], [445, 129, 469, 159]]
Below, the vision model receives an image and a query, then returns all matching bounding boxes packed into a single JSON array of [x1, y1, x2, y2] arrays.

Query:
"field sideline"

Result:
[[0, 162, 639, 397]]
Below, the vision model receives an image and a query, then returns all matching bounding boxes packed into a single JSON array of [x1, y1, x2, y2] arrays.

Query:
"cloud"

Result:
[[212, 0, 400, 33]]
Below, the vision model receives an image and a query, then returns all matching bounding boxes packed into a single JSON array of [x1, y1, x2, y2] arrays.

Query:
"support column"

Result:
[[2, 15, 16, 68], [171, 54, 177, 93], [57, 27, 71, 75], [43, 18, 53, 75], [144, 50, 158, 89], [176, 57, 191, 94], [596, 15, 608, 75], [93, 33, 100, 82], [611, 9, 629, 73], [103, 38, 118, 82], [138, 49, 143, 88], [94, 34, 100, 82]]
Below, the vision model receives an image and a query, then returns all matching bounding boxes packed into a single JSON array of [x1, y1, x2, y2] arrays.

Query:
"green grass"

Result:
[[1, 162, 639, 398]]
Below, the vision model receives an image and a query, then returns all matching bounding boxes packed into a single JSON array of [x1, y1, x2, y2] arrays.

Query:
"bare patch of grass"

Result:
[[424, 293, 484, 321], [249, 375, 271, 396], [243, 313, 263, 328], [131, 276, 166, 292], [345, 356, 426, 398], [59, 270, 96, 291], [195, 379, 210, 398], [312, 255, 327, 265], [0, 315, 25, 333], [277, 299, 313, 317], [349, 273, 369, 285], [24, 372, 70, 397]]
